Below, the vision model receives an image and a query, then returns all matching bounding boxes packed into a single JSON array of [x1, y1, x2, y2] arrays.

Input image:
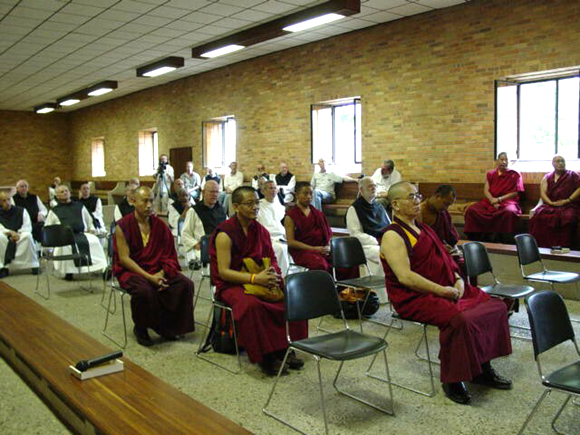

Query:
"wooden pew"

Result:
[[0, 282, 252, 435], [457, 240, 580, 264], [321, 180, 359, 227]]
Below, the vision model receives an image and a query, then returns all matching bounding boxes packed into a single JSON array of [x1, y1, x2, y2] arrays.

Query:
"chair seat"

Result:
[[46, 253, 86, 262], [525, 270, 580, 284], [336, 275, 385, 290], [543, 360, 580, 395], [481, 283, 535, 299], [292, 329, 387, 361]]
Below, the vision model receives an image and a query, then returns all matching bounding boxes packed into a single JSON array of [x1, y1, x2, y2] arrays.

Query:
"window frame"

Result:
[[138, 128, 159, 176], [91, 136, 106, 177], [202, 116, 236, 169]]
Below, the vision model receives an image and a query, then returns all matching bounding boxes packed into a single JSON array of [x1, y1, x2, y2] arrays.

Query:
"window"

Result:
[[138, 129, 158, 176], [91, 137, 106, 177], [202, 116, 236, 169], [495, 69, 580, 170], [311, 97, 361, 172]]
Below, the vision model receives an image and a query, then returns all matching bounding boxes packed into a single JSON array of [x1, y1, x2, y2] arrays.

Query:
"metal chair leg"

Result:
[[102, 287, 127, 349], [551, 395, 572, 435], [35, 257, 50, 300], [518, 389, 551, 435]]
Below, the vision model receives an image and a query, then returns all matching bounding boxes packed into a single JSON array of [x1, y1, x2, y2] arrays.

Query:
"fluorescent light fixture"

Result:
[[283, 13, 345, 32], [34, 103, 57, 114], [200, 44, 245, 58], [59, 98, 80, 106], [87, 80, 118, 96], [136, 57, 184, 77]]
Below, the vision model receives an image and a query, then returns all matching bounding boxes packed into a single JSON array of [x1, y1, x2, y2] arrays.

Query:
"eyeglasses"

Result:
[[393, 193, 423, 202], [239, 200, 260, 208]]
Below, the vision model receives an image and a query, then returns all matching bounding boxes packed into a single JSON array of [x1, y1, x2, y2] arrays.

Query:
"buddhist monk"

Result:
[[464, 152, 524, 242], [529, 155, 580, 248], [382, 181, 512, 405], [211, 186, 307, 375], [113, 186, 194, 346]]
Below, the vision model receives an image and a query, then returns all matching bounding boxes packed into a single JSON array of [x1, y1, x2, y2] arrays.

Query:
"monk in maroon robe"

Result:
[[212, 186, 307, 376], [464, 152, 524, 242], [383, 181, 512, 405], [529, 156, 580, 248], [114, 186, 194, 346]]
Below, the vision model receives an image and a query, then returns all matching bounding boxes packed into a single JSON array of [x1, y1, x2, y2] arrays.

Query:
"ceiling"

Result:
[[0, 0, 467, 112]]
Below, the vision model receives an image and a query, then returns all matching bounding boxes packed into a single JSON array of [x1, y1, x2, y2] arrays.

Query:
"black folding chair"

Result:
[[518, 291, 580, 434], [35, 224, 92, 300], [463, 241, 535, 339], [192, 235, 213, 327], [330, 237, 395, 332], [102, 227, 129, 349], [515, 234, 580, 324], [263, 270, 394, 435]]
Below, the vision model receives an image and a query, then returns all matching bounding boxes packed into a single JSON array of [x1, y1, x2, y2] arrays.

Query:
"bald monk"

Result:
[[0, 191, 39, 278], [13, 179, 47, 242], [420, 185, 461, 254], [114, 186, 194, 346], [529, 156, 580, 248], [211, 186, 306, 376], [464, 152, 524, 242], [382, 181, 512, 405]]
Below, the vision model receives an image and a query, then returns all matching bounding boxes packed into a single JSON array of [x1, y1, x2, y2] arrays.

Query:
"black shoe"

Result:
[[442, 382, 471, 405], [285, 351, 304, 370], [259, 355, 289, 377], [133, 327, 154, 347], [0, 268, 9, 279], [31, 267, 40, 275], [161, 335, 178, 341], [65, 273, 73, 281], [188, 260, 202, 271], [472, 365, 512, 390]]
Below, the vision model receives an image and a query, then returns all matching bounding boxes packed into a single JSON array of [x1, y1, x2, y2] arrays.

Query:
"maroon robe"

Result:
[[210, 216, 308, 363], [381, 218, 512, 383], [113, 213, 194, 337], [529, 170, 580, 248], [464, 168, 524, 233]]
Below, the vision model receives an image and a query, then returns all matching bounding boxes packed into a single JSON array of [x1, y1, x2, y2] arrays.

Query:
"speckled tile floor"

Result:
[[1, 253, 579, 434]]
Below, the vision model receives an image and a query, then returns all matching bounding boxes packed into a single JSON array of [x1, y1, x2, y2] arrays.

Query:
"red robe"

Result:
[[113, 213, 194, 337], [210, 216, 308, 363], [464, 168, 524, 233], [529, 170, 580, 248], [381, 218, 512, 383]]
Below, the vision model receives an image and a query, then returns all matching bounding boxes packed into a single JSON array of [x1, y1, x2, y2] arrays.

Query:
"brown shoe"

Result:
[[286, 351, 304, 370], [259, 355, 289, 376]]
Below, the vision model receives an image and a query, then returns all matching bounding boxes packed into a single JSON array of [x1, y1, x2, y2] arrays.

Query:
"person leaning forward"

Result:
[[381, 181, 513, 405], [113, 186, 195, 347], [211, 186, 307, 376]]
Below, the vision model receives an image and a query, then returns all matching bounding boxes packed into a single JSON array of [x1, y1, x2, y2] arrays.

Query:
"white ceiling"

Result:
[[0, 0, 467, 112]]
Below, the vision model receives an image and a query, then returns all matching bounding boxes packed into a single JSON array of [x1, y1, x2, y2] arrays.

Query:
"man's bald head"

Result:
[[202, 180, 219, 207], [55, 185, 71, 203], [387, 181, 415, 203], [134, 186, 152, 200], [552, 155, 566, 172], [0, 191, 11, 211], [16, 180, 29, 197], [133, 186, 153, 217]]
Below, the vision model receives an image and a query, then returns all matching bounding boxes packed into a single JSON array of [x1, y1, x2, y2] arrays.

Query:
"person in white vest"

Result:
[[257, 180, 289, 276]]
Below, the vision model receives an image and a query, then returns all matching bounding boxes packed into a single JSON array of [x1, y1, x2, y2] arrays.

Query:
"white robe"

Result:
[[45, 206, 107, 275], [181, 208, 205, 262], [0, 210, 39, 271], [346, 206, 387, 303], [257, 198, 289, 276]]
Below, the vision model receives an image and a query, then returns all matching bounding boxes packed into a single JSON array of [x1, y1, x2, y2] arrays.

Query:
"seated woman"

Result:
[[285, 182, 355, 279]]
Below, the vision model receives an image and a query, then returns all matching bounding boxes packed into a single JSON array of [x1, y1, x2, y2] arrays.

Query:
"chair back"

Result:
[[41, 225, 76, 248], [285, 270, 341, 321], [330, 237, 367, 269], [514, 234, 542, 266], [107, 225, 117, 258], [462, 242, 493, 278], [525, 290, 575, 359], [200, 235, 211, 265]]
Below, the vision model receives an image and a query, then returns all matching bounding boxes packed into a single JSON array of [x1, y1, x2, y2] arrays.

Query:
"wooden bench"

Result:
[[0, 282, 251, 435], [321, 180, 359, 228], [71, 180, 155, 206], [456, 240, 580, 264]]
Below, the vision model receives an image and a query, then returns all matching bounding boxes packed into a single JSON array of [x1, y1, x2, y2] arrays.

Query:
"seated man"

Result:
[[285, 182, 332, 272], [48, 176, 61, 208], [181, 180, 227, 269], [219, 161, 244, 216], [346, 177, 390, 283], [529, 155, 580, 248], [464, 152, 524, 243], [114, 184, 137, 222], [13, 179, 47, 242], [251, 164, 271, 192], [201, 167, 221, 192], [170, 178, 185, 202], [310, 158, 345, 211], [0, 191, 39, 278], [180, 161, 201, 202], [372, 159, 402, 210], [257, 180, 289, 276], [114, 186, 195, 346], [420, 185, 461, 254], [168, 188, 193, 239], [275, 161, 296, 204], [77, 182, 106, 235], [211, 186, 307, 375], [382, 181, 512, 405], [45, 185, 107, 279]]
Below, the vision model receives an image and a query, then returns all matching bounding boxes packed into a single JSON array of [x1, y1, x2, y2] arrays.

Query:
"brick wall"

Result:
[[0, 110, 71, 201], [6, 0, 580, 187]]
